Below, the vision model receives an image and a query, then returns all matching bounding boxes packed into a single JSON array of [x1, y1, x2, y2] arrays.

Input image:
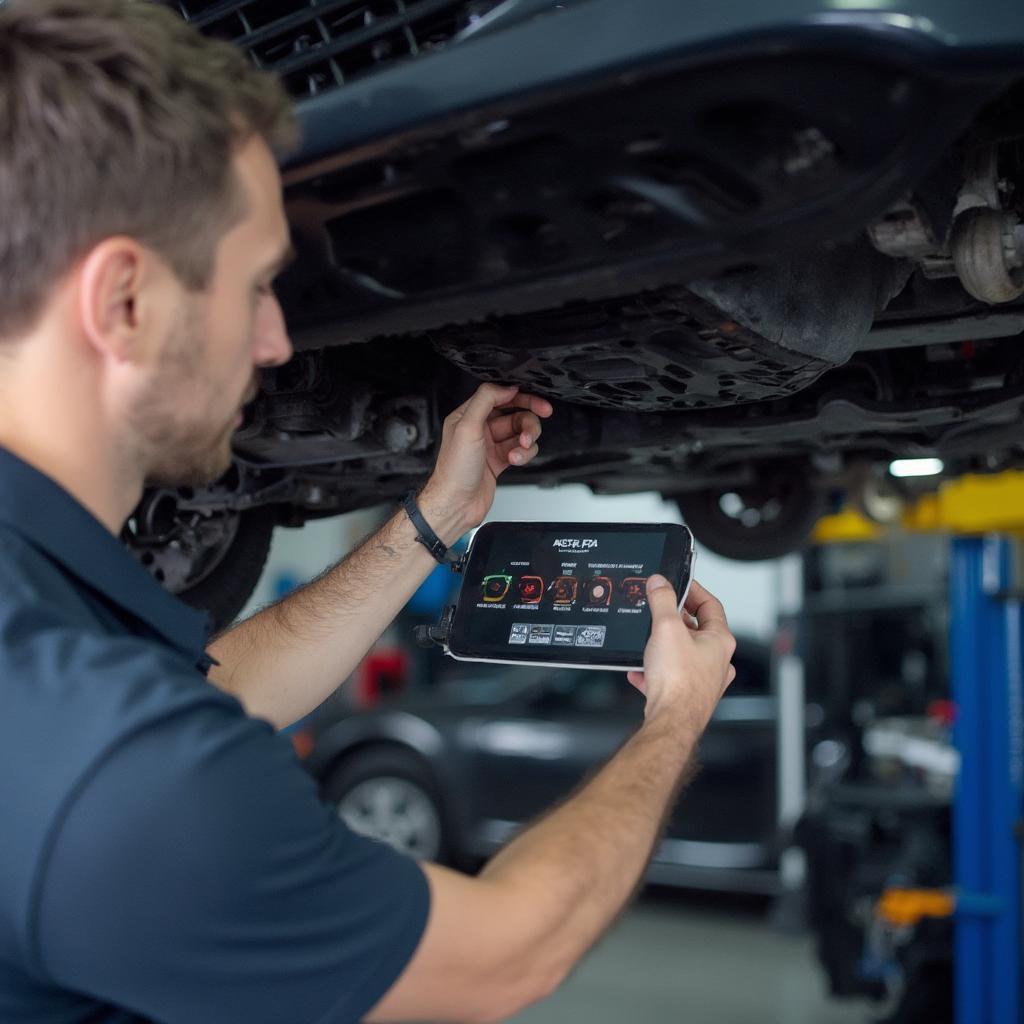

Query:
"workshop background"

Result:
[[233, 473, 1005, 1024]]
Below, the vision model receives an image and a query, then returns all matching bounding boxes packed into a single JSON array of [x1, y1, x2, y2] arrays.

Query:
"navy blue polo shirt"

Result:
[[0, 449, 429, 1024]]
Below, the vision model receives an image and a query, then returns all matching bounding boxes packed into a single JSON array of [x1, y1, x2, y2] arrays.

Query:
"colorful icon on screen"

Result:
[[482, 574, 512, 602], [517, 576, 545, 603], [551, 576, 579, 605], [583, 576, 613, 606], [621, 577, 648, 607]]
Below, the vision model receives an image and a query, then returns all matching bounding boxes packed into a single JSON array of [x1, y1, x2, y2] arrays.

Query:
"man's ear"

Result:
[[77, 237, 152, 365]]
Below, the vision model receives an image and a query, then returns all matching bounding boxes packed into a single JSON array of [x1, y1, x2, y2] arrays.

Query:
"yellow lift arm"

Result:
[[813, 470, 1024, 543]]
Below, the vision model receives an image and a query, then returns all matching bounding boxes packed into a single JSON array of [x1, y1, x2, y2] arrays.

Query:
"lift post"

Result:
[[949, 536, 1024, 1024], [814, 479, 1024, 1019]]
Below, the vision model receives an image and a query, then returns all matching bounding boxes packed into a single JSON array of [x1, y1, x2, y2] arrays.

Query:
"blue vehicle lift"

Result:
[[950, 536, 1024, 1024]]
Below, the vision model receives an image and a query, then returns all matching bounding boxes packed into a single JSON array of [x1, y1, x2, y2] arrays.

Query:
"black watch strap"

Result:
[[402, 491, 449, 564]]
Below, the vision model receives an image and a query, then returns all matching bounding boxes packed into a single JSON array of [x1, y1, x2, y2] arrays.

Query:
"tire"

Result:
[[323, 747, 450, 863], [177, 506, 276, 632], [674, 467, 825, 561], [126, 500, 277, 634]]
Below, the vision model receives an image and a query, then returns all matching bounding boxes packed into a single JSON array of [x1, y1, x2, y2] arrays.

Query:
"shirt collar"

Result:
[[0, 447, 212, 663]]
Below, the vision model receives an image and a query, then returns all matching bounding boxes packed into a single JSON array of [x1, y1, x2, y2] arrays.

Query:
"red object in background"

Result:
[[927, 699, 958, 727], [358, 648, 411, 708]]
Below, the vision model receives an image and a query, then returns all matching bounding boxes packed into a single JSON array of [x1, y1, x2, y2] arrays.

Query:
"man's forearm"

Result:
[[207, 488, 470, 728], [481, 710, 701, 981]]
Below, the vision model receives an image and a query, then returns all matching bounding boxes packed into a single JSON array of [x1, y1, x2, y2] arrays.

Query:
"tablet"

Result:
[[445, 522, 695, 671]]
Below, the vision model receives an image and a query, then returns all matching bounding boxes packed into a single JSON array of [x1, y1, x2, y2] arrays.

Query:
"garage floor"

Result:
[[509, 890, 874, 1024]]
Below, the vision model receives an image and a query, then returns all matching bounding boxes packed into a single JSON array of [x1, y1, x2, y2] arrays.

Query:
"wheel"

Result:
[[175, 507, 276, 631], [323, 747, 449, 863], [124, 496, 276, 633], [673, 467, 825, 561]]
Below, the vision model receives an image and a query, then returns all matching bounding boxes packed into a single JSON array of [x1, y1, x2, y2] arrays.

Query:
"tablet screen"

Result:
[[449, 523, 691, 668]]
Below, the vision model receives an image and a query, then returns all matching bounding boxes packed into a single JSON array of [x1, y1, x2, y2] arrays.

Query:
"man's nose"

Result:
[[253, 292, 293, 368]]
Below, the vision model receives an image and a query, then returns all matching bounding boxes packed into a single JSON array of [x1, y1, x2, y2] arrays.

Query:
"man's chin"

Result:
[[145, 434, 235, 489]]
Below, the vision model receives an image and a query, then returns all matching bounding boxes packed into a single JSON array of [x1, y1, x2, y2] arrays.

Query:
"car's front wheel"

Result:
[[323, 747, 449, 863], [123, 496, 276, 633]]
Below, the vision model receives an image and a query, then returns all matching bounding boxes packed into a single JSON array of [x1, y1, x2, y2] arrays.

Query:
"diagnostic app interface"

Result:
[[462, 527, 667, 660]]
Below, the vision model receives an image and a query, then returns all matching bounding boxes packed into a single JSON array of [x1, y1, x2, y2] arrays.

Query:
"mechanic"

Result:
[[0, 2, 737, 1022]]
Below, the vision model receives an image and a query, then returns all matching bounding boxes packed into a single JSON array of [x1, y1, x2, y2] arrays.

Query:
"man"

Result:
[[0, 2, 736, 1022]]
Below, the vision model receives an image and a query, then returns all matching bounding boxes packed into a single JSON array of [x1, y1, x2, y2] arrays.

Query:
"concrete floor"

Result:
[[509, 890, 876, 1024]]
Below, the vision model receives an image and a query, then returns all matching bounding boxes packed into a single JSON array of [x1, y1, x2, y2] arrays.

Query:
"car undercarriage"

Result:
[[140, 0, 1024, 626]]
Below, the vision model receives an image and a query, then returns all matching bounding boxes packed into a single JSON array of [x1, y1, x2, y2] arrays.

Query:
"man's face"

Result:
[[128, 136, 293, 486]]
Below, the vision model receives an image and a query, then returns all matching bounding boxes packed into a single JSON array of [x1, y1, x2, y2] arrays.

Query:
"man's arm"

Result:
[[206, 384, 552, 729], [367, 577, 737, 1024], [205, 491, 465, 730]]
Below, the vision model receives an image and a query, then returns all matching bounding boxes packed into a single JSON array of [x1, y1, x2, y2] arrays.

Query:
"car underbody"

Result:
[[139, 0, 1024, 624]]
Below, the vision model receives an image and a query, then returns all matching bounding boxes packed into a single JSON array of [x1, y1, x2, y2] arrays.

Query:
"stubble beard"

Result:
[[128, 302, 249, 488]]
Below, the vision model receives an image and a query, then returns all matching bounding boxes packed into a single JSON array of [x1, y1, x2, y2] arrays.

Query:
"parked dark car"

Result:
[[138, 1, 1024, 628], [304, 636, 781, 893]]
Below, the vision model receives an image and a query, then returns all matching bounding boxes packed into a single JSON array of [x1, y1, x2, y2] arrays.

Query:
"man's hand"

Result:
[[627, 577, 736, 731], [420, 383, 553, 540], [367, 578, 737, 1024]]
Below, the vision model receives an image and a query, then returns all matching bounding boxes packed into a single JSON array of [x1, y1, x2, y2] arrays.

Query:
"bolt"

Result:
[[384, 418, 419, 452]]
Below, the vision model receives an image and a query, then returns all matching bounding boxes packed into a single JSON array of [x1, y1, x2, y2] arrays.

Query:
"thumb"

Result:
[[645, 574, 679, 624]]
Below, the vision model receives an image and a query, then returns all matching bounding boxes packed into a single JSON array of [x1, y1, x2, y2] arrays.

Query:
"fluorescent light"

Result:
[[889, 458, 944, 478]]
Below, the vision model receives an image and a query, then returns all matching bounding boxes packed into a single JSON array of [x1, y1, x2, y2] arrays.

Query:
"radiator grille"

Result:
[[164, 0, 503, 99]]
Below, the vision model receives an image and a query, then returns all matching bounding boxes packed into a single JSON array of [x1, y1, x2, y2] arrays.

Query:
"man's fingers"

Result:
[[487, 410, 544, 446], [649, 577, 726, 638], [684, 579, 731, 634], [646, 574, 682, 625], [508, 391, 554, 419], [626, 669, 646, 693], [496, 437, 539, 468], [460, 383, 521, 429], [460, 384, 554, 432]]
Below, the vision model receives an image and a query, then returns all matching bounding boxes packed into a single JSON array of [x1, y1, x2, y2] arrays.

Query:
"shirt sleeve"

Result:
[[33, 700, 430, 1024]]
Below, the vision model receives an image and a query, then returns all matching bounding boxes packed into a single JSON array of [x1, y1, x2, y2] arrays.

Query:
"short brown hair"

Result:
[[0, 0, 299, 338]]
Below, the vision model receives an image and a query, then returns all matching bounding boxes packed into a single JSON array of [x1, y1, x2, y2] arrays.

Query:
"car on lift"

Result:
[[302, 635, 782, 893], [137, 0, 1024, 628]]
